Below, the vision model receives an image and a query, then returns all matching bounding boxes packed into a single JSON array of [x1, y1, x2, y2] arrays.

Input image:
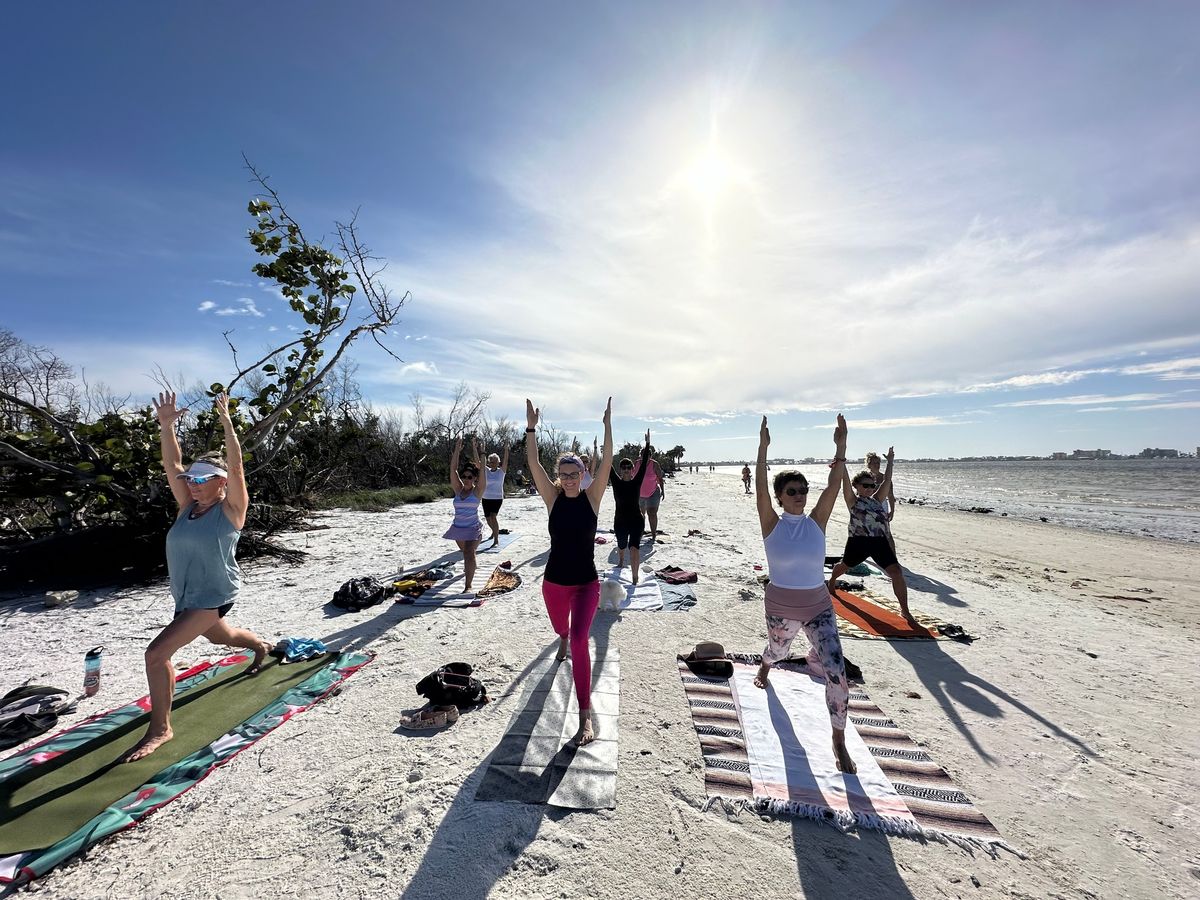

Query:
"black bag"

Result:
[[415, 662, 488, 708], [331, 576, 390, 611], [0, 685, 75, 750]]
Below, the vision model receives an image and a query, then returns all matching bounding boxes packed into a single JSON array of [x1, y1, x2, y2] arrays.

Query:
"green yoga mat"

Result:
[[0, 655, 328, 853]]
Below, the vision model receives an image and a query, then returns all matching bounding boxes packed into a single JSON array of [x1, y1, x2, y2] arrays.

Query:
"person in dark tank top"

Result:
[[524, 396, 614, 747]]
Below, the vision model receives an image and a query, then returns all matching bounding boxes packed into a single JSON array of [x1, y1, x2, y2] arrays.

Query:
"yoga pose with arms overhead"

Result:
[[828, 445, 914, 623], [482, 445, 510, 548], [865, 450, 897, 554], [754, 413, 857, 774], [123, 392, 272, 763], [525, 397, 614, 747], [609, 430, 653, 582], [444, 436, 487, 591]]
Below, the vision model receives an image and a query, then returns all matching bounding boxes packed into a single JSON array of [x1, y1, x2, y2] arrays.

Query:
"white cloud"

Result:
[[963, 369, 1106, 392], [1119, 356, 1200, 380], [642, 415, 723, 427], [1126, 400, 1200, 410], [212, 298, 265, 318], [844, 416, 966, 430], [197, 300, 216, 312], [212, 279, 250, 287], [399, 361, 438, 377], [995, 393, 1166, 407]]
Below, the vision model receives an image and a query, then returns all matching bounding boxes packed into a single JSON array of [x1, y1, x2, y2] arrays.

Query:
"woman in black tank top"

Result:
[[525, 397, 614, 747]]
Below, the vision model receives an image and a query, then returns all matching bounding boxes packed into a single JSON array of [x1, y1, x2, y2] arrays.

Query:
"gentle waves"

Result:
[[711, 460, 1200, 543]]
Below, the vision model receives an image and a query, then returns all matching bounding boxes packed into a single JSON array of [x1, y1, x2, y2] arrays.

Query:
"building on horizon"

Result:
[[1070, 449, 1112, 460], [1139, 448, 1179, 459], [1051, 452, 1068, 460]]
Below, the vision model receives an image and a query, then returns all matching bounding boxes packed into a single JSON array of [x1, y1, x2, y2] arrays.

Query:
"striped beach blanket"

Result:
[[678, 656, 1014, 854]]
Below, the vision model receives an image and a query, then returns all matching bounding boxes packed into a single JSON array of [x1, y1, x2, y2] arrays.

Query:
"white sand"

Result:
[[3, 471, 1197, 899]]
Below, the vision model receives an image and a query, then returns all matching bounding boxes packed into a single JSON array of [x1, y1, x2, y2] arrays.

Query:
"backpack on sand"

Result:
[[331, 576, 391, 612], [415, 662, 488, 708]]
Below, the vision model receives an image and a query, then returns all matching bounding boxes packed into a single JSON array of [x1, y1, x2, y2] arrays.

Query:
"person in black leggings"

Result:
[[610, 430, 652, 582]]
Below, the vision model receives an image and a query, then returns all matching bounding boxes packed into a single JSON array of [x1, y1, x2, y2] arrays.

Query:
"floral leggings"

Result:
[[762, 608, 849, 729]]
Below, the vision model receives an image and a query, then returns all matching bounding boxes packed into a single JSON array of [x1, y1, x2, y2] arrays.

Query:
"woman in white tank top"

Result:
[[753, 413, 857, 775], [482, 447, 509, 547]]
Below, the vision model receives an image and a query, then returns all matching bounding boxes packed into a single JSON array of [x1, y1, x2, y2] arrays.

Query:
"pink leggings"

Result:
[[542, 579, 600, 710]]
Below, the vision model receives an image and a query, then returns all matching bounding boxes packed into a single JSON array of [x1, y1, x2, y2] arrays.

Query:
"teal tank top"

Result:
[[165, 503, 242, 611]]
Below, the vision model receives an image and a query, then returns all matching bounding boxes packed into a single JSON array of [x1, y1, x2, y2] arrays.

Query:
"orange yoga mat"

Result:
[[831, 589, 937, 639]]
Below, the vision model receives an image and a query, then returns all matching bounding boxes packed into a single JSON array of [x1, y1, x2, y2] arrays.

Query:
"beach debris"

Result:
[[1080, 649, 1099, 658], [737, 588, 759, 602], [44, 590, 79, 608], [905, 691, 921, 699]]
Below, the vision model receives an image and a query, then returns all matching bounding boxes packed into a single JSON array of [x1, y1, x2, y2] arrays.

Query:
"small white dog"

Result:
[[600, 578, 625, 611]]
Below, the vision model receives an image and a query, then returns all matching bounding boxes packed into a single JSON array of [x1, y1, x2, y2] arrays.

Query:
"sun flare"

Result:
[[679, 147, 749, 203]]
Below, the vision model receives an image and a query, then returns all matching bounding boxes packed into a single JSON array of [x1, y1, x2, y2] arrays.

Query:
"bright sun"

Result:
[[679, 147, 748, 202]]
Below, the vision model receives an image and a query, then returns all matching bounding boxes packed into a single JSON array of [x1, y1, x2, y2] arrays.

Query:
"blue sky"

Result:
[[2, 1, 1197, 459]]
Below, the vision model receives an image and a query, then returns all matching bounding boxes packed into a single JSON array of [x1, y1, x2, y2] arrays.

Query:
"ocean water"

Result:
[[706, 460, 1200, 543]]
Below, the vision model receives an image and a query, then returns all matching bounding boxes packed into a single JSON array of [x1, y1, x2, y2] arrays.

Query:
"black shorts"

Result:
[[841, 535, 898, 570], [614, 520, 644, 550], [481, 498, 503, 516], [174, 602, 233, 620]]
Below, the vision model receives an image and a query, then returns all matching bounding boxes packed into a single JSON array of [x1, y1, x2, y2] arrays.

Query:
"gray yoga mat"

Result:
[[474, 648, 620, 809], [478, 532, 522, 553]]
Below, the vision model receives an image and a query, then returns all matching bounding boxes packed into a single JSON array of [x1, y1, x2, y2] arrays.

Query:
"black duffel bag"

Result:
[[331, 576, 390, 612], [416, 662, 488, 708]]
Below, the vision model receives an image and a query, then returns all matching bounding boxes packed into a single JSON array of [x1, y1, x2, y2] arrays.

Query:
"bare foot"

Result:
[[121, 727, 174, 763], [248, 640, 273, 675], [833, 737, 857, 774], [901, 609, 919, 627], [571, 712, 595, 747], [754, 662, 771, 689], [555, 636, 570, 661], [631, 574, 639, 585]]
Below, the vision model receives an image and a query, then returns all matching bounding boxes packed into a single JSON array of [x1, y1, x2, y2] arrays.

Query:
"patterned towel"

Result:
[[0, 651, 374, 885], [678, 656, 1014, 854], [832, 589, 966, 641]]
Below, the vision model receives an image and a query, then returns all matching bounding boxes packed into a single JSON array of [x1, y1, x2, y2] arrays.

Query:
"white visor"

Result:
[[176, 461, 228, 479]]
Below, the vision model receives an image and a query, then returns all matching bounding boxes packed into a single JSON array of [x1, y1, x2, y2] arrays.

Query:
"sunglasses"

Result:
[[857, 482, 877, 489], [184, 474, 221, 485], [783, 487, 808, 497]]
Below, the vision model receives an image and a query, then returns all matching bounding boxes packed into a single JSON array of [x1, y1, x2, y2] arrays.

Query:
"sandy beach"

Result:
[[2, 470, 1197, 900]]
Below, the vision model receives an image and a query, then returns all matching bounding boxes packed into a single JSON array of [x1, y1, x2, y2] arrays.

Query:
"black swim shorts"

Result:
[[481, 498, 503, 516], [840, 535, 898, 570]]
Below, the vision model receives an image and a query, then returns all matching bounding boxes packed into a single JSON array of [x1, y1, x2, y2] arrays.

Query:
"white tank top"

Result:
[[483, 468, 505, 499], [763, 513, 826, 589]]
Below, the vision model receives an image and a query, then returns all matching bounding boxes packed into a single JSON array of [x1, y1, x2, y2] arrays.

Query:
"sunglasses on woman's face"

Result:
[[858, 482, 877, 489], [185, 474, 221, 485], [784, 487, 808, 497]]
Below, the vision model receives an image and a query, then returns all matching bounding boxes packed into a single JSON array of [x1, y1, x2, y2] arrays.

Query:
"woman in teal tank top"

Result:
[[121, 391, 272, 763]]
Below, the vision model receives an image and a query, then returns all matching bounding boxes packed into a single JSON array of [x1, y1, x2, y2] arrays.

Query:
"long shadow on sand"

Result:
[[401, 594, 618, 899], [762, 681, 917, 898], [902, 569, 967, 608], [889, 639, 1095, 765]]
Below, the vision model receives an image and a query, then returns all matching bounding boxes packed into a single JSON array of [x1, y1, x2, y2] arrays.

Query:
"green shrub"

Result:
[[317, 484, 452, 511]]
